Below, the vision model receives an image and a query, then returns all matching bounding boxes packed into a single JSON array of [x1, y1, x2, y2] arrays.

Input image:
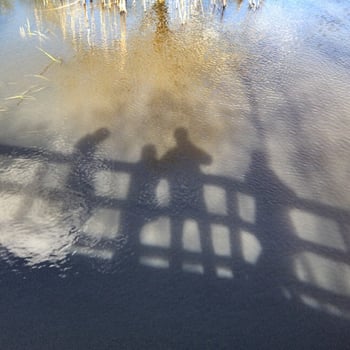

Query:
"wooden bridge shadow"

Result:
[[0, 127, 350, 349]]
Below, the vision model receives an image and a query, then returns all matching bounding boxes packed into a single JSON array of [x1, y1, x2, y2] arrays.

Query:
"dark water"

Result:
[[1, 0, 350, 348]]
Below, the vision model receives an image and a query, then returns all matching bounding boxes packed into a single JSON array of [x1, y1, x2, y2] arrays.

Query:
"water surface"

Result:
[[1, 0, 350, 348]]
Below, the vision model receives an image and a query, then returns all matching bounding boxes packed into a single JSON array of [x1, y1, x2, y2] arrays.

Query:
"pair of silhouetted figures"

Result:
[[67, 127, 211, 209], [132, 127, 212, 212], [67, 126, 297, 284]]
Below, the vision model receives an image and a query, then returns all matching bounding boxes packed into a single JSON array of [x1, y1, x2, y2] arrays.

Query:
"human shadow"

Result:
[[66, 128, 110, 229], [244, 150, 298, 295], [159, 127, 214, 275], [67, 128, 110, 195], [127, 144, 159, 210], [118, 144, 160, 266]]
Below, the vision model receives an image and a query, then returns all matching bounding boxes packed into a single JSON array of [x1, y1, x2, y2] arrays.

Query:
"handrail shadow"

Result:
[[1, 127, 350, 324]]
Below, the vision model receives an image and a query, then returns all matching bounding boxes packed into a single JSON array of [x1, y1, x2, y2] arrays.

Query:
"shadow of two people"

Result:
[[68, 126, 298, 289]]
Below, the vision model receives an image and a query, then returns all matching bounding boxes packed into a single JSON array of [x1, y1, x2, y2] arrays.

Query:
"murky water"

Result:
[[1, 0, 350, 348]]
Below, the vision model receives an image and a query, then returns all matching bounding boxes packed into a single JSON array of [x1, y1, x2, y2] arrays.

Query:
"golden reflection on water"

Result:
[[37, 1, 250, 162]]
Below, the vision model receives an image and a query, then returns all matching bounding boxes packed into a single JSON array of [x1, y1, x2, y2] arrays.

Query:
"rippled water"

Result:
[[1, 0, 350, 348]]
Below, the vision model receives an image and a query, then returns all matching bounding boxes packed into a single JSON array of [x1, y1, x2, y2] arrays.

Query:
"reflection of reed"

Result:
[[34, 0, 131, 55], [153, 0, 170, 47], [120, 12, 127, 68], [33, 0, 237, 53]]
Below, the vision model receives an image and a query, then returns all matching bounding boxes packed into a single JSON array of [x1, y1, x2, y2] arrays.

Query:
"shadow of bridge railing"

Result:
[[1, 136, 350, 320]]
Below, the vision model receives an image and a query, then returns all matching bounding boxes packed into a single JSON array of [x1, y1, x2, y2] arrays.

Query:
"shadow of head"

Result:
[[170, 127, 212, 165], [250, 150, 269, 169], [74, 127, 111, 156], [174, 127, 189, 145], [92, 128, 110, 142]]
